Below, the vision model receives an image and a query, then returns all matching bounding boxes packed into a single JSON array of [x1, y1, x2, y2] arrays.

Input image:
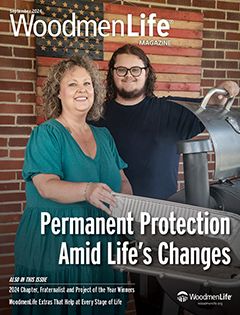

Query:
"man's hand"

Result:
[[210, 81, 240, 105]]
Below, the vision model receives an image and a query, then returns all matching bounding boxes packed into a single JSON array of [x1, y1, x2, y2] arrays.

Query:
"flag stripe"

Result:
[[104, 3, 203, 22], [156, 73, 201, 82], [104, 52, 201, 66], [104, 42, 202, 57], [104, 13, 203, 31], [104, 35, 202, 49], [155, 82, 200, 91], [37, 57, 201, 74], [155, 91, 200, 97], [37, 72, 200, 87], [102, 23, 202, 39]]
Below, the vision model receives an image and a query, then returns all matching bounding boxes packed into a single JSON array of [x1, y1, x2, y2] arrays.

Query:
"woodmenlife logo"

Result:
[[177, 290, 232, 306]]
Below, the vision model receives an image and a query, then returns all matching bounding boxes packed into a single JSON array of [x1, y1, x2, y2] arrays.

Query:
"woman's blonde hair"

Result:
[[42, 55, 105, 121]]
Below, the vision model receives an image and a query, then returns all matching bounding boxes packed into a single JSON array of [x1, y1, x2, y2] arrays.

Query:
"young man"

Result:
[[96, 44, 239, 314], [101, 44, 239, 200]]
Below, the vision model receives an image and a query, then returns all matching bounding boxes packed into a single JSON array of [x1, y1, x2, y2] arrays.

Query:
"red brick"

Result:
[[0, 172, 16, 180], [126, 297, 136, 311], [1, 308, 12, 315], [203, 70, 225, 78], [216, 61, 238, 69], [0, 160, 23, 170], [0, 243, 14, 254], [16, 171, 23, 180], [226, 32, 240, 41], [217, 1, 239, 11], [0, 81, 33, 91], [0, 58, 32, 69], [192, 0, 215, 8], [30, 36, 36, 47], [203, 20, 215, 29], [0, 234, 16, 246], [216, 41, 238, 50], [0, 126, 32, 135], [0, 69, 16, 79], [0, 10, 10, 20], [0, 104, 33, 114], [17, 93, 36, 103], [0, 116, 15, 124], [0, 0, 14, 7], [0, 183, 19, 191], [202, 40, 214, 48], [217, 21, 239, 30], [16, 0, 34, 9], [0, 297, 11, 309], [139, 0, 163, 3], [16, 115, 36, 125], [0, 276, 11, 287], [0, 138, 7, 146], [0, 223, 19, 234], [0, 149, 8, 157], [0, 287, 11, 299], [9, 149, 25, 158], [227, 71, 240, 79], [14, 47, 35, 58], [0, 254, 14, 265], [9, 137, 29, 146], [0, 203, 21, 212], [202, 50, 224, 59], [0, 93, 16, 102], [226, 51, 240, 59], [201, 60, 215, 68], [0, 213, 22, 223], [203, 30, 224, 39], [178, 173, 184, 181], [204, 10, 225, 19], [201, 79, 215, 87], [0, 266, 14, 277], [17, 71, 36, 80], [0, 46, 12, 57], [0, 35, 28, 46], [0, 21, 9, 32], [0, 192, 25, 202], [227, 12, 240, 21], [167, 0, 191, 5]]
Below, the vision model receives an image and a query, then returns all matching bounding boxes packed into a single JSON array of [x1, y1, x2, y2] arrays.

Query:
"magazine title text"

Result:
[[40, 211, 232, 271], [10, 12, 170, 38]]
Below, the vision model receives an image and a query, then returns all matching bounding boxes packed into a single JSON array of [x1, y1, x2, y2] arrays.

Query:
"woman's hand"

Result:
[[85, 183, 116, 215], [32, 174, 116, 211]]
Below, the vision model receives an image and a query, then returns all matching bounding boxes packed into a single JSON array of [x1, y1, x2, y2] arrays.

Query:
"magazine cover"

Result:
[[0, 0, 240, 315]]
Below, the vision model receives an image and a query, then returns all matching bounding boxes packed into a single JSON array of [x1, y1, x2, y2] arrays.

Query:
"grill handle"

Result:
[[200, 87, 234, 111]]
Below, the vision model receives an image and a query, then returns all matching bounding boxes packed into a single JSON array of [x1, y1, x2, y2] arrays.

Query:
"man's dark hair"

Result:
[[106, 44, 156, 101]]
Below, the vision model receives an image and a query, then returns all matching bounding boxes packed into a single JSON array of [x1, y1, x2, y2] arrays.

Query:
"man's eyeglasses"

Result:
[[113, 66, 147, 77]]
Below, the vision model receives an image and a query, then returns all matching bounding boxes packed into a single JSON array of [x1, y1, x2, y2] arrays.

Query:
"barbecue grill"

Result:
[[112, 88, 240, 315]]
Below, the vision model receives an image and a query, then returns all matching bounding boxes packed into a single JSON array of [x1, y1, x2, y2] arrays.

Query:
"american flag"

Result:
[[35, 0, 103, 59], [35, 0, 203, 120]]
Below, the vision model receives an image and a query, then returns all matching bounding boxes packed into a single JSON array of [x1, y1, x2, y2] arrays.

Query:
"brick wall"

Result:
[[0, 0, 239, 314], [0, 0, 35, 314]]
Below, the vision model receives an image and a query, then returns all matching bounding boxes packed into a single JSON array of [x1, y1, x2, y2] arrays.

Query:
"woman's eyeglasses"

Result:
[[113, 66, 147, 77]]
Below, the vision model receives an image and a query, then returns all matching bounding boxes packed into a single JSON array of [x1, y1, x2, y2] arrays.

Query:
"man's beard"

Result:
[[115, 84, 146, 99]]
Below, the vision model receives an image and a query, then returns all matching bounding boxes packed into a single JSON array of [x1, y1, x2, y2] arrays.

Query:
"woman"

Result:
[[13, 55, 132, 315]]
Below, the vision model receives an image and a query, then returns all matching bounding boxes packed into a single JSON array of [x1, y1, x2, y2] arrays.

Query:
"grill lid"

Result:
[[171, 87, 240, 180]]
